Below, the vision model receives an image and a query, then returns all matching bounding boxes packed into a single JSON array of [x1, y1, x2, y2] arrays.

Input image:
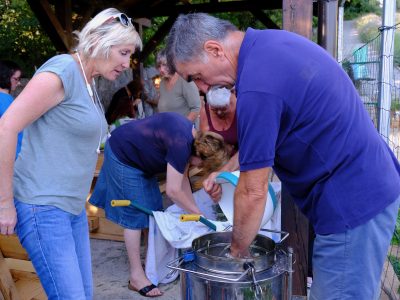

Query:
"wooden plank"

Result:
[[94, 152, 104, 177], [0, 251, 21, 300], [96, 217, 124, 236], [14, 278, 44, 300], [88, 216, 99, 232], [89, 214, 124, 241], [281, 186, 308, 296], [0, 236, 29, 260], [5, 259, 35, 273], [9, 271, 39, 282], [89, 232, 125, 242]]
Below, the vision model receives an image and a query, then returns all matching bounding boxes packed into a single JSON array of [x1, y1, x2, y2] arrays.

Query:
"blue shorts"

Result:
[[89, 144, 163, 229]]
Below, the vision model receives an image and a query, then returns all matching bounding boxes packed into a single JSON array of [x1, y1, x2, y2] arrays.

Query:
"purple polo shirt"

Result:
[[236, 28, 400, 234]]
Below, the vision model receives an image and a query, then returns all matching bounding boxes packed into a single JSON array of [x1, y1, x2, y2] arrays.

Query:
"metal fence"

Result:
[[341, 24, 400, 299]]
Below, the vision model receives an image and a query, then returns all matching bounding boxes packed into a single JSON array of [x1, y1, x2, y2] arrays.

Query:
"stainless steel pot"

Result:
[[167, 229, 293, 300]]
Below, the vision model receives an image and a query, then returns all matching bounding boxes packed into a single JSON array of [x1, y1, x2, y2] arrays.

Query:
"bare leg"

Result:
[[124, 229, 162, 296]]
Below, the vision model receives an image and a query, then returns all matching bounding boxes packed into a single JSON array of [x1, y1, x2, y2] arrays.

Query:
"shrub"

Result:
[[395, 31, 400, 67], [356, 14, 381, 43]]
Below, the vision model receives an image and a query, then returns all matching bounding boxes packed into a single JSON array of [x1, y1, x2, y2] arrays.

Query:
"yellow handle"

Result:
[[111, 200, 131, 207], [180, 214, 201, 222]]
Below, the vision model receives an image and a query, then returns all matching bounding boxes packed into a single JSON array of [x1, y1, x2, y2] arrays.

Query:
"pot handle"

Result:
[[166, 252, 253, 283], [244, 262, 263, 300], [259, 228, 289, 243]]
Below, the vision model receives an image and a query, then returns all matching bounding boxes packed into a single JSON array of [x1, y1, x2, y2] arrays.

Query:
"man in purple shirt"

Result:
[[166, 13, 400, 299]]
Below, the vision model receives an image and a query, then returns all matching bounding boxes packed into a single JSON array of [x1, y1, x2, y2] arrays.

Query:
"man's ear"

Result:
[[204, 40, 224, 58]]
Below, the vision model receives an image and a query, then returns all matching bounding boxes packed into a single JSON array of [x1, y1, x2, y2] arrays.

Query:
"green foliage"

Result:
[[391, 210, 400, 245], [395, 31, 400, 67], [344, 0, 381, 20], [0, 0, 56, 76], [388, 255, 400, 282], [356, 14, 381, 43]]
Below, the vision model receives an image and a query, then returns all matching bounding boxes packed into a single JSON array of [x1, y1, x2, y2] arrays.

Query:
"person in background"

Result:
[[89, 112, 230, 297], [141, 66, 159, 117], [199, 86, 239, 199], [0, 8, 142, 299], [155, 49, 201, 127], [106, 80, 142, 132], [166, 13, 400, 300], [0, 60, 23, 159]]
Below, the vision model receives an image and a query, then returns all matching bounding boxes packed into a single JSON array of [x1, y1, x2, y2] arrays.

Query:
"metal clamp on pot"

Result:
[[167, 230, 293, 300]]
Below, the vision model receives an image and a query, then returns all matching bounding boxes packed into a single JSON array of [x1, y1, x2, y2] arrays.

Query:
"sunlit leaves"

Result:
[[0, 0, 56, 76]]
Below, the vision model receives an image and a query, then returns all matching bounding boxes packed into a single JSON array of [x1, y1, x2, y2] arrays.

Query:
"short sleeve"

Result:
[[36, 55, 76, 102], [237, 91, 284, 171]]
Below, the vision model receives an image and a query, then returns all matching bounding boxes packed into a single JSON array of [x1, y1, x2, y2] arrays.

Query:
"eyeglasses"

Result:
[[104, 13, 133, 27]]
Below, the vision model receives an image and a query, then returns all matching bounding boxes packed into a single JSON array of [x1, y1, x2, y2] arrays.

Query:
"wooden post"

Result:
[[281, 0, 314, 296], [281, 187, 309, 296], [282, 0, 313, 39]]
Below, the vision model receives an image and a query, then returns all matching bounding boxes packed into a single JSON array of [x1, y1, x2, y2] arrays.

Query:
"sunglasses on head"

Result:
[[105, 13, 133, 27]]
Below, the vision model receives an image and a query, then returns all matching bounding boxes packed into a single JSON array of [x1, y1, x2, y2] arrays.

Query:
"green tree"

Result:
[[344, 0, 381, 20], [0, 0, 56, 76]]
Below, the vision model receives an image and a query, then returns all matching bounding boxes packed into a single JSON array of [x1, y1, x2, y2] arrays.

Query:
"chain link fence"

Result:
[[341, 24, 400, 299]]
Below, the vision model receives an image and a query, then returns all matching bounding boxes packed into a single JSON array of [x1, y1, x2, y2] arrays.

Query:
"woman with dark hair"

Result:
[[0, 60, 23, 158], [105, 79, 142, 131]]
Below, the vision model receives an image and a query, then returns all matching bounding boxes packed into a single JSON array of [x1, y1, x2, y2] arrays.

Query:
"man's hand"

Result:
[[203, 172, 222, 202], [0, 201, 17, 235]]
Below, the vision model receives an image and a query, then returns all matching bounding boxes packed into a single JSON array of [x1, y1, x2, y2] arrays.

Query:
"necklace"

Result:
[[76, 51, 94, 98], [75, 51, 106, 154]]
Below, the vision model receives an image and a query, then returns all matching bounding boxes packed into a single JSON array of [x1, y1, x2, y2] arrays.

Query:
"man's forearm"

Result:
[[230, 168, 270, 257]]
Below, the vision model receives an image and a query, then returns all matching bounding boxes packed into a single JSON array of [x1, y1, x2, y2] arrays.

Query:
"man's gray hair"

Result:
[[166, 13, 237, 73]]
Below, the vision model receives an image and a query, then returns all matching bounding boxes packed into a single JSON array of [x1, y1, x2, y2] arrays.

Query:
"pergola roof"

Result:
[[26, 0, 315, 60]]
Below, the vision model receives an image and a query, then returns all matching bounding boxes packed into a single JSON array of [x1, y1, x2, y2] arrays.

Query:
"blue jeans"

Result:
[[310, 194, 400, 300], [15, 200, 93, 300]]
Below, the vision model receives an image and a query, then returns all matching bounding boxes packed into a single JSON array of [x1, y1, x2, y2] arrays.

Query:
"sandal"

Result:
[[128, 281, 163, 297]]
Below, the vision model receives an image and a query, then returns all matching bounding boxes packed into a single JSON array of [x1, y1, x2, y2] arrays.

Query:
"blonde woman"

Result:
[[0, 8, 142, 299]]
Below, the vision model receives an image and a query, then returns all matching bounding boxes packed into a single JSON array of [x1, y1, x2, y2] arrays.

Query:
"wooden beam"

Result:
[[55, 0, 73, 47], [140, 15, 177, 61], [250, 10, 280, 29], [0, 251, 21, 300], [27, 0, 70, 52], [282, 0, 313, 39], [130, 1, 282, 18]]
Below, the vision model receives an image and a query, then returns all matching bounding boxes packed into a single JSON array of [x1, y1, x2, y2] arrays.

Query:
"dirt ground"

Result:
[[91, 238, 181, 300]]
